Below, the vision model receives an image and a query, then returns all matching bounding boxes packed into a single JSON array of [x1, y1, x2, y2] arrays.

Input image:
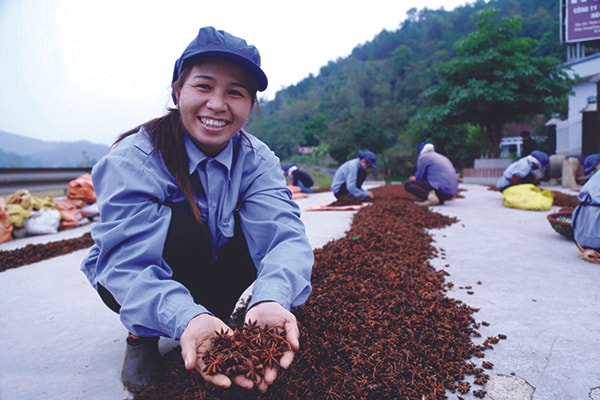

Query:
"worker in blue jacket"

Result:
[[572, 167, 600, 263], [577, 153, 600, 185], [81, 26, 313, 394], [330, 150, 377, 200]]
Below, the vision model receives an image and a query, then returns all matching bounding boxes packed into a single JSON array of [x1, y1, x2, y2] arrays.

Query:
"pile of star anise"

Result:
[[201, 321, 290, 382]]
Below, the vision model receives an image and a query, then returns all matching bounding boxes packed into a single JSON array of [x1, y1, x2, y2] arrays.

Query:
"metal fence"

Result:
[[0, 168, 92, 197]]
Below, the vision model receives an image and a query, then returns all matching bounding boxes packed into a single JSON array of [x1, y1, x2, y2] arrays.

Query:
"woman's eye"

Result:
[[228, 89, 244, 96]]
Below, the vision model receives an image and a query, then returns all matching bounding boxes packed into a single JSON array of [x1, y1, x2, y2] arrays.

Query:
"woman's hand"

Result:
[[180, 313, 256, 390], [180, 303, 300, 392], [244, 302, 300, 393]]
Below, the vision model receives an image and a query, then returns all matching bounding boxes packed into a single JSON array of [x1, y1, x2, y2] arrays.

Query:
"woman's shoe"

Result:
[[120, 335, 163, 393]]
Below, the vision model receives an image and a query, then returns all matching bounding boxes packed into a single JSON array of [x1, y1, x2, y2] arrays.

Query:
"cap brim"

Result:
[[181, 50, 268, 92]]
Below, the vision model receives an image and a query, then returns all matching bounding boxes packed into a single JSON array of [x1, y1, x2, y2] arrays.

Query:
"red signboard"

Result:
[[565, 0, 600, 42]]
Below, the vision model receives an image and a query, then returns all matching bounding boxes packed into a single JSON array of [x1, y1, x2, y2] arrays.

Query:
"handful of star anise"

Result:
[[201, 321, 291, 382]]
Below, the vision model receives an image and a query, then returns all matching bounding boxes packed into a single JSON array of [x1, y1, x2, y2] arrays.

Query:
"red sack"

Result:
[[67, 174, 96, 205], [54, 198, 87, 230]]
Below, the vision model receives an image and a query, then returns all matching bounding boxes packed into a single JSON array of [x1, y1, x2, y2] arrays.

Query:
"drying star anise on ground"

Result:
[[59, 184, 535, 400], [201, 320, 290, 382], [4, 185, 581, 399]]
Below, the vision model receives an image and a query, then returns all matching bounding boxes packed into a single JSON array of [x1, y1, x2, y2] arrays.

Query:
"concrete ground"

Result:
[[0, 182, 599, 400], [428, 183, 600, 400]]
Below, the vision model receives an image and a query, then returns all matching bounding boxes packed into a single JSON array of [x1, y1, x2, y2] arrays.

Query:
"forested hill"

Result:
[[0, 130, 109, 168], [247, 0, 564, 177]]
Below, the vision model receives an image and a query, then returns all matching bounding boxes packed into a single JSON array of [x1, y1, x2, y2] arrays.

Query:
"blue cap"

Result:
[[358, 150, 377, 169], [583, 153, 600, 175], [530, 150, 549, 169], [172, 26, 268, 98]]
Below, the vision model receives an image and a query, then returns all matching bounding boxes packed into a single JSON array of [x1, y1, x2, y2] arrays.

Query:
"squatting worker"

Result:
[[404, 141, 459, 206], [283, 163, 314, 193], [80, 26, 314, 394], [330, 150, 377, 201], [496, 150, 549, 192], [578, 153, 600, 185], [572, 167, 600, 263]]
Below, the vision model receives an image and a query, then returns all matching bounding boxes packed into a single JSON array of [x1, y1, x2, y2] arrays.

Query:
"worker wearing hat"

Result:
[[572, 162, 600, 263], [330, 150, 377, 200], [496, 150, 550, 191], [81, 26, 313, 394], [577, 153, 600, 185]]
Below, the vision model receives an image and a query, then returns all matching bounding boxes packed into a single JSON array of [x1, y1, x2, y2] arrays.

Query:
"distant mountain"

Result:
[[0, 130, 110, 167]]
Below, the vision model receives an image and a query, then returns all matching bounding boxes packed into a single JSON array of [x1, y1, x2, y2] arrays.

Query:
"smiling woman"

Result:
[[78, 25, 315, 395]]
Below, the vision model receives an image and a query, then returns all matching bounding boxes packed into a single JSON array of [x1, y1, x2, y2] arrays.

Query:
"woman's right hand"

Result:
[[180, 314, 250, 389]]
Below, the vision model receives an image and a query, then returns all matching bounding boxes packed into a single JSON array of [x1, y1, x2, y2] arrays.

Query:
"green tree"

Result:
[[425, 8, 575, 157]]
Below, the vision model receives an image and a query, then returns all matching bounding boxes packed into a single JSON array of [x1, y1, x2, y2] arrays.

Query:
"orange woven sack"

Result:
[[54, 197, 87, 230], [0, 197, 13, 243], [67, 173, 96, 205]]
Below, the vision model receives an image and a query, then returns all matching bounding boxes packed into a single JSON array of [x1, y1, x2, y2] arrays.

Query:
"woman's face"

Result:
[[175, 59, 255, 156]]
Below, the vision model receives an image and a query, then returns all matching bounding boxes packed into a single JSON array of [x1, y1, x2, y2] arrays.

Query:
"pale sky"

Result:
[[0, 0, 471, 146]]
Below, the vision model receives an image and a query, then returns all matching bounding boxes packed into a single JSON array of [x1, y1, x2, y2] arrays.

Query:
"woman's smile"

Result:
[[199, 117, 228, 129], [176, 60, 254, 156]]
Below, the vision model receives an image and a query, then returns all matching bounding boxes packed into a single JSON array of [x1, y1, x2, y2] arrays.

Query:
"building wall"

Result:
[[555, 54, 600, 155], [568, 81, 595, 122], [556, 118, 581, 156]]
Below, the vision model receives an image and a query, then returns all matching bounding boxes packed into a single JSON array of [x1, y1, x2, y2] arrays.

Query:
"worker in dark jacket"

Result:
[[283, 163, 314, 193], [520, 131, 536, 157]]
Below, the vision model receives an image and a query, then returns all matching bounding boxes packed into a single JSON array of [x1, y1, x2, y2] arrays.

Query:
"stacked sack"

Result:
[[0, 174, 98, 244], [0, 197, 12, 244], [55, 173, 98, 230]]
